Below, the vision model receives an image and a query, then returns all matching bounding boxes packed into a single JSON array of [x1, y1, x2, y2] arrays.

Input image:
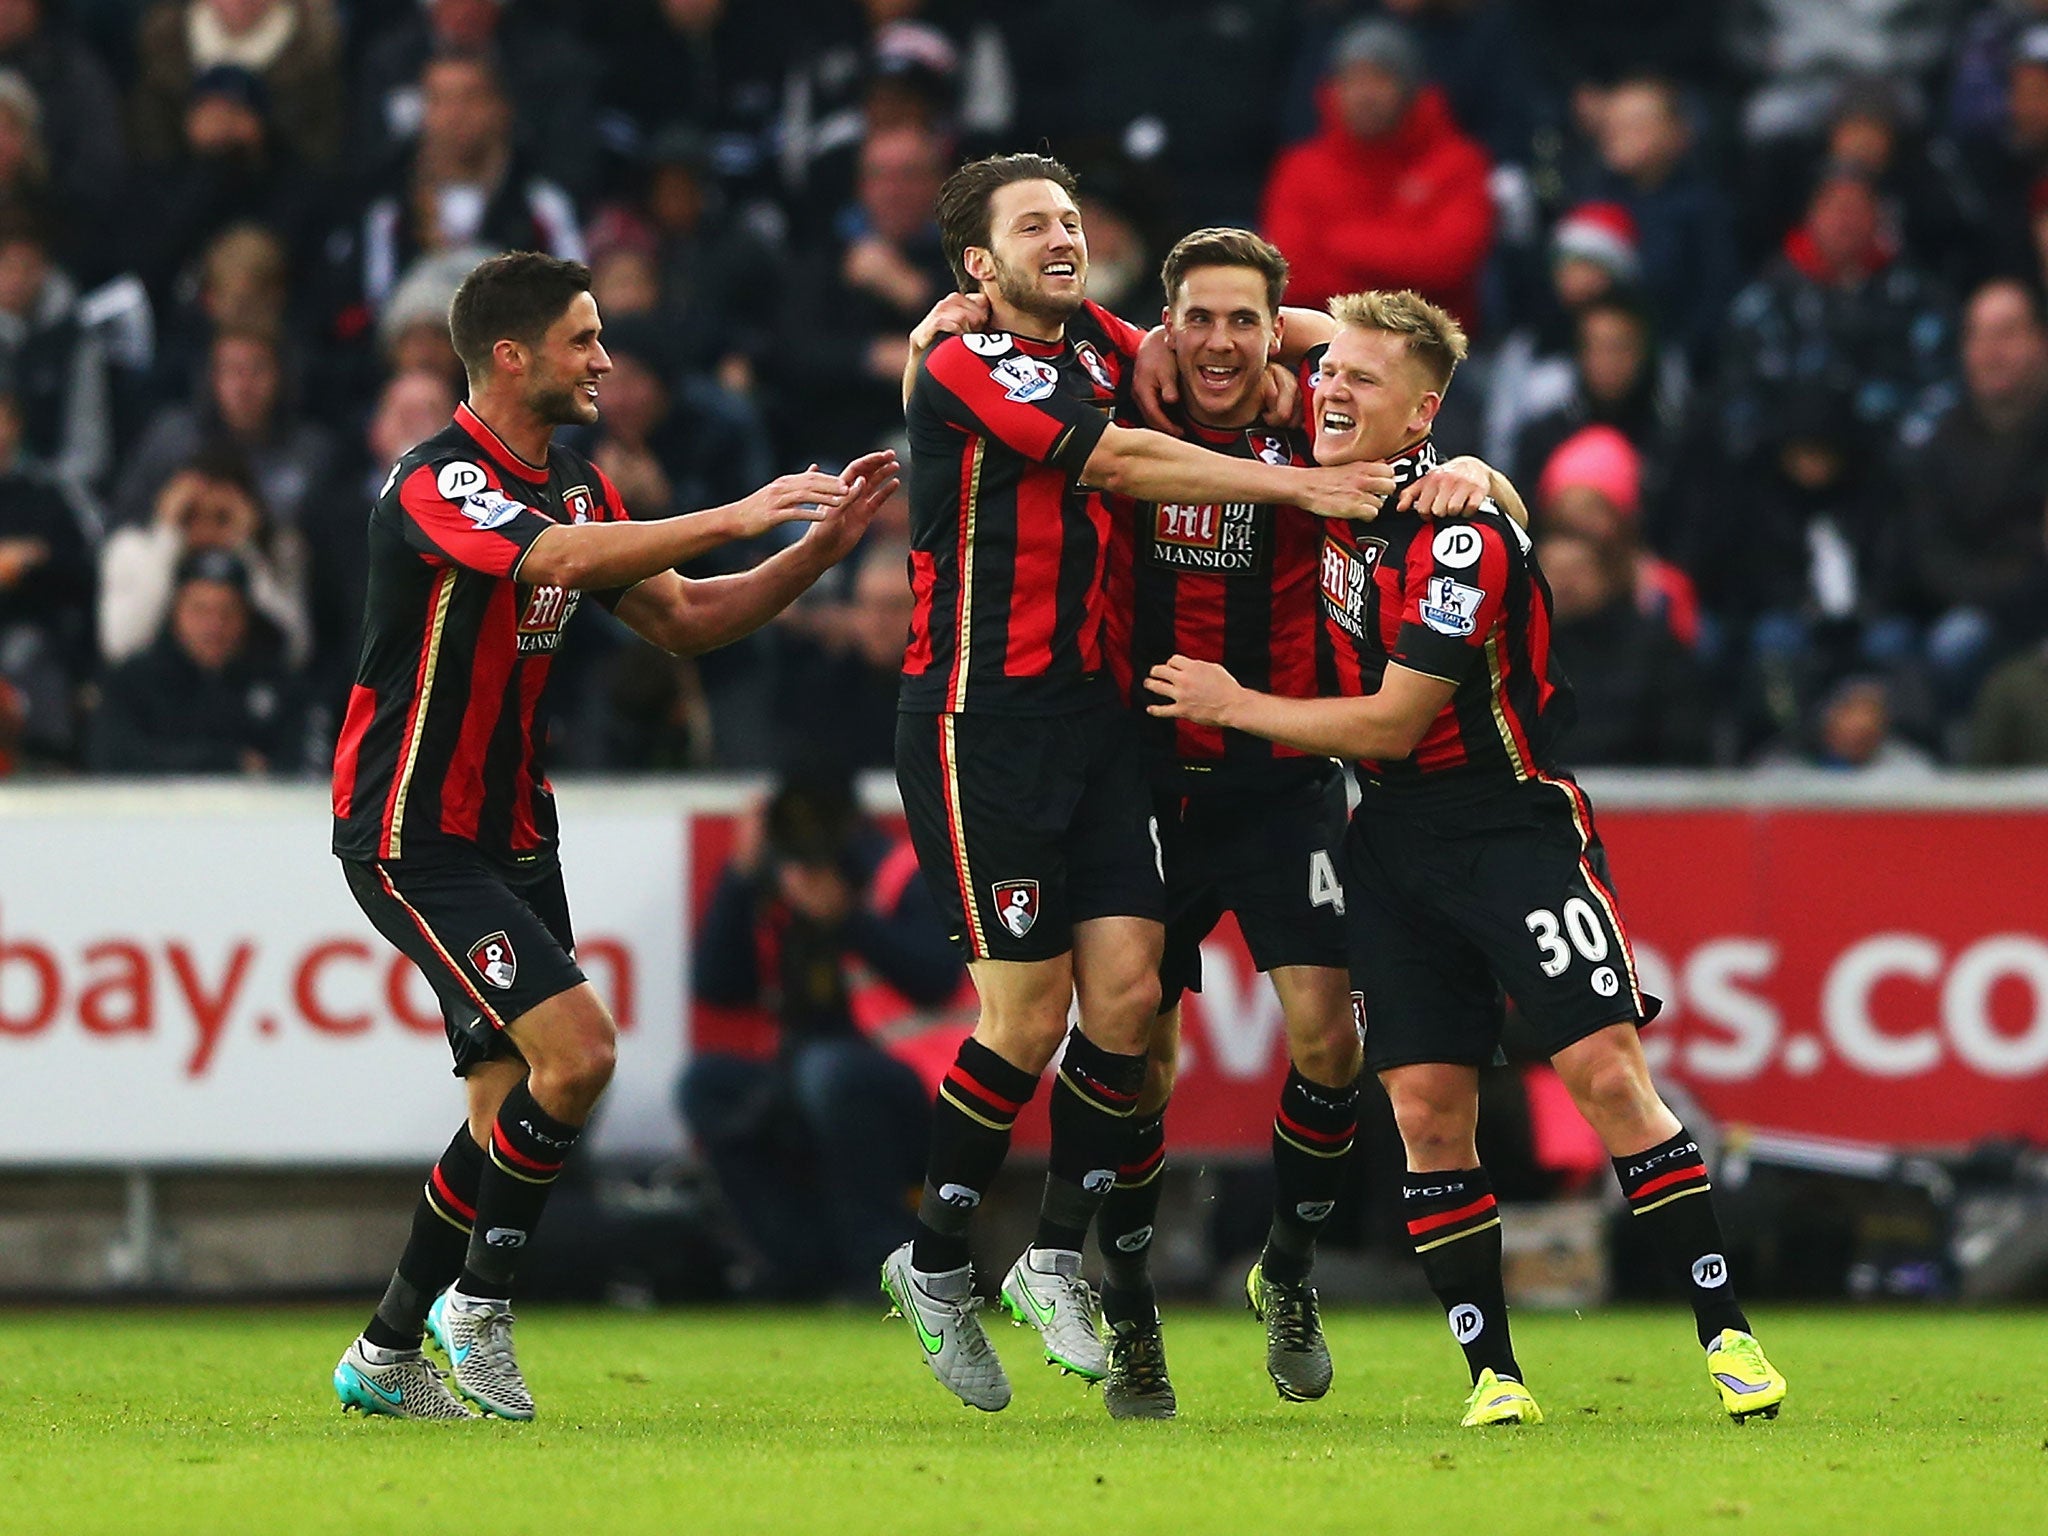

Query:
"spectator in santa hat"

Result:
[[1536, 422, 1699, 651], [1482, 201, 1687, 481]]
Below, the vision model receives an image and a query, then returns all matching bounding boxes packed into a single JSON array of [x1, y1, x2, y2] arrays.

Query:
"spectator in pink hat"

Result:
[[1537, 423, 1698, 649]]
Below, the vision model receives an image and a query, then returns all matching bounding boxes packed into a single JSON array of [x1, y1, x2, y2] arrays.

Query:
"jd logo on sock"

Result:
[[1295, 1200, 1336, 1222], [937, 1184, 981, 1209], [1114, 1225, 1153, 1253], [1692, 1253, 1727, 1287], [1449, 1304, 1485, 1344], [484, 1227, 528, 1249], [1081, 1169, 1117, 1195]]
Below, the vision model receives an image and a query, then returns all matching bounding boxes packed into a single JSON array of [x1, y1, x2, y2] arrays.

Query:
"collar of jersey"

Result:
[[1006, 331, 1066, 358], [1387, 437, 1439, 491], [454, 403, 550, 484]]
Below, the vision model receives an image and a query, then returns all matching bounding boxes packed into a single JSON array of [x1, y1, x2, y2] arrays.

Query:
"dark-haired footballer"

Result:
[[1147, 288, 1788, 1430], [330, 251, 898, 1421], [881, 154, 1392, 1414]]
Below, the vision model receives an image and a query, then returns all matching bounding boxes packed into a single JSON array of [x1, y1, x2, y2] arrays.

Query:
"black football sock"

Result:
[[1037, 1029, 1147, 1254], [1613, 1128, 1750, 1347], [456, 1082, 581, 1300], [912, 1038, 1039, 1274], [1097, 1108, 1166, 1327], [1403, 1167, 1520, 1384], [364, 1123, 486, 1351], [1263, 1068, 1360, 1286]]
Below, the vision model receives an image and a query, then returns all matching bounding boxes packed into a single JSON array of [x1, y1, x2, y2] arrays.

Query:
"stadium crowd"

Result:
[[5, 0, 2048, 778]]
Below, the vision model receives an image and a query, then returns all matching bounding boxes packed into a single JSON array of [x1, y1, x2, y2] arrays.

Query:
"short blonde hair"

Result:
[[1327, 289, 1469, 391]]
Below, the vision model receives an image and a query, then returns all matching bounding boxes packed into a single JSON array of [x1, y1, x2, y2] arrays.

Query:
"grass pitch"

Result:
[[1, 1305, 2041, 1536]]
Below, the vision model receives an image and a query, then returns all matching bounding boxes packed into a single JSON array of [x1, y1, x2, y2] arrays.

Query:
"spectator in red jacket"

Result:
[[1259, 18, 1493, 327]]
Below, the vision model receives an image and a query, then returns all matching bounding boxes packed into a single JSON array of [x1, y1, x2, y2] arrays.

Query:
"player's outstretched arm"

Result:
[[1082, 423, 1394, 520], [1144, 655, 1454, 762], [611, 451, 902, 658], [514, 462, 875, 593]]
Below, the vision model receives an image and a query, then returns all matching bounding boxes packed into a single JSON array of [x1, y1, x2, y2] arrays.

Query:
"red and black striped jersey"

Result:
[[900, 300, 1142, 715], [1318, 439, 1576, 802], [331, 402, 633, 865], [1103, 420, 1329, 788]]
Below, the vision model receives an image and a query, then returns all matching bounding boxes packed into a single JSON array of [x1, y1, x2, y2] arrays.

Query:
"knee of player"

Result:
[[1081, 968, 1161, 1049], [1290, 1022, 1363, 1088], [1385, 1087, 1469, 1157], [1568, 1048, 1660, 1128]]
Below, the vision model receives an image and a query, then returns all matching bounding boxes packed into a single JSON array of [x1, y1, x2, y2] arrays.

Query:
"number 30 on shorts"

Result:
[[1524, 897, 1610, 978]]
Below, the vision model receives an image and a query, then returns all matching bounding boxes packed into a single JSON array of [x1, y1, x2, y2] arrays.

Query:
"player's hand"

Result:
[[1144, 654, 1244, 728], [1258, 361, 1301, 429], [1295, 460, 1396, 521], [800, 449, 903, 563], [1400, 454, 1492, 518], [0, 536, 48, 589], [732, 466, 848, 539], [1132, 325, 1182, 434], [909, 292, 991, 355]]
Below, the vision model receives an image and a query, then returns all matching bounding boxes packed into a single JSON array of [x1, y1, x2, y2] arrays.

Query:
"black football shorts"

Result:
[[342, 844, 587, 1074], [1156, 763, 1349, 1005], [1342, 774, 1661, 1073], [897, 700, 1166, 962]]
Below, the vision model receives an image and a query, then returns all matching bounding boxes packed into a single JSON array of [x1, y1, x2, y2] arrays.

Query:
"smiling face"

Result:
[[1166, 264, 1279, 428], [519, 290, 610, 428], [1310, 325, 1440, 465], [965, 178, 1087, 330]]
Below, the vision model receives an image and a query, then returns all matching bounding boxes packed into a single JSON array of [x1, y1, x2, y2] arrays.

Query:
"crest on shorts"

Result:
[[468, 931, 518, 990], [991, 880, 1040, 939]]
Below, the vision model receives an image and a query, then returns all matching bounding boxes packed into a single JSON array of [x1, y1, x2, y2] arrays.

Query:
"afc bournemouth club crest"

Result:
[[1073, 339, 1117, 393], [991, 880, 1040, 939], [468, 932, 518, 990]]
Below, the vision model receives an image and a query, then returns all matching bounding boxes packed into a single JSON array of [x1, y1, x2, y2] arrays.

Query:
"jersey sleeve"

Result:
[[917, 337, 1110, 475], [1389, 516, 1514, 683], [394, 459, 555, 578], [585, 462, 640, 613]]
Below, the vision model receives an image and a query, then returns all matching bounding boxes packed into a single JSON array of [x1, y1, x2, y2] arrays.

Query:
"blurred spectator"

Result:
[[1719, 165, 1951, 460], [371, 245, 483, 392], [1689, 391, 1911, 750], [149, 222, 290, 417], [300, 368, 455, 731], [1898, 277, 2048, 701], [779, 0, 1012, 237], [678, 770, 953, 1298], [1745, 77, 1982, 288], [1759, 673, 1937, 774], [590, 0, 795, 217], [123, 64, 320, 314], [1522, 0, 1726, 99], [1960, 23, 2048, 277], [773, 121, 949, 467], [1540, 528, 1709, 765], [594, 642, 712, 770], [1506, 291, 1689, 503], [1025, 0, 1294, 228], [1967, 637, 2048, 764], [101, 449, 309, 668], [91, 545, 304, 775], [319, 49, 583, 349], [1481, 200, 1641, 467], [1536, 423, 1699, 649], [1581, 75, 1739, 366], [769, 537, 913, 773], [130, 0, 342, 168], [1283, 1, 1538, 170], [1261, 18, 1493, 324], [582, 314, 773, 522], [115, 324, 335, 534], [0, 385, 92, 766], [0, 213, 114, 493], [592, 126, 785, 385], [354, 0, 599, 191], [0, 0, 124, 255], [1723, 0, 1965, 143], [1949, 0, 2048, 138]]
